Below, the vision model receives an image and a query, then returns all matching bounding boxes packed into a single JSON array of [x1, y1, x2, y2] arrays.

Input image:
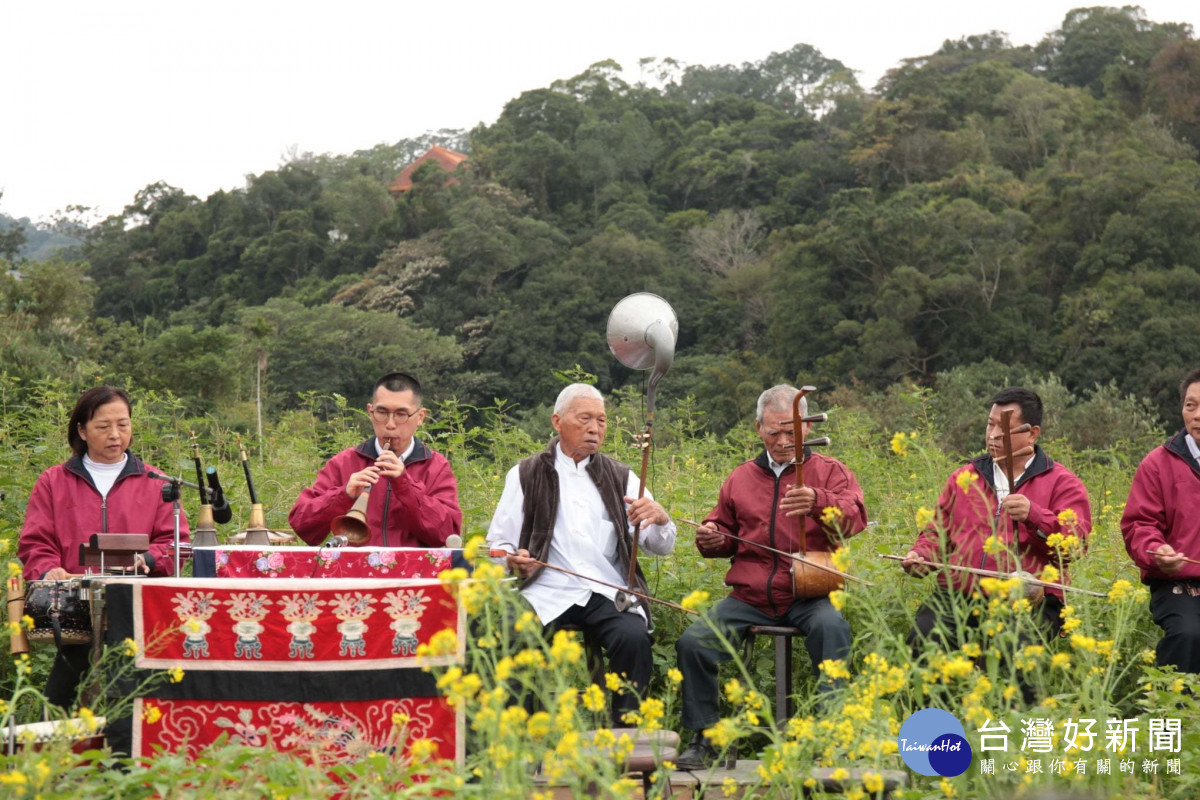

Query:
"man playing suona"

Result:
[[289, 372, 462, 547], [674, 384, 868, 770], [1121, 367, 1200, 674], [487, 383, 675, 724]]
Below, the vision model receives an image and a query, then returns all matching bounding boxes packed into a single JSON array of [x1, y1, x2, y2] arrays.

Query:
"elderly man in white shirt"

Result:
[[487, 383, 675, 721]]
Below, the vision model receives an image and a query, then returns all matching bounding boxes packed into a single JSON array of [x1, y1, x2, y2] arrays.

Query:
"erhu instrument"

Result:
[[329, 439, 391, 546], [678, 519, 871, 588], [189, 432, 219, 548], [788, 386, 843, 598], [606, 293, 678, 614]]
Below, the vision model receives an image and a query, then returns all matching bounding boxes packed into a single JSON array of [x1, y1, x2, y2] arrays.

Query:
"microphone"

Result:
[[444, 534, 463, 549], [205, 467, 234, 525], [327, 535, 350, 548]]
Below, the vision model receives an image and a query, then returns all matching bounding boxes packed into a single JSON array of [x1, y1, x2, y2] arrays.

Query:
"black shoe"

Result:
[[675, 733, 736, 771]]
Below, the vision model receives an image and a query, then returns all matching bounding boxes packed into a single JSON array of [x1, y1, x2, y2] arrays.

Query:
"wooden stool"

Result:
[[580, 727, 680, 797], [743, 625, 803, 727], [807, 767, 908, 798]]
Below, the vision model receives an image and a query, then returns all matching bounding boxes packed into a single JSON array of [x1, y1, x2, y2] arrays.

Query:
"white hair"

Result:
[[756, 384, 806, 423], [554, 383, 604, 416]]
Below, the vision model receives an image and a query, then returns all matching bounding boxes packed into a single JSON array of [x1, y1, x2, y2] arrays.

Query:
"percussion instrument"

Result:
[[3, 716, 107, 755], [22, 579, 94, 646]]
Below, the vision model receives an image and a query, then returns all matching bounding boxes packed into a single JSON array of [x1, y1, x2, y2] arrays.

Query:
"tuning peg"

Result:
[[807, 436, 831, 447], [801, 413, 827, 424]]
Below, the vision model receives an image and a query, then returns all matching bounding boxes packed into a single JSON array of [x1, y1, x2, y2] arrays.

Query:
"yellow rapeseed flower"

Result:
[[462, 536, 483, 561], [1041, 564, 1059, 583], [6, 561, 21, 579], [955, 470, 978, 493], [549, 630, 584, 665], [436, 567, 469, 584], [583, 683, 606, 713], [20, 615, 33, 631], [820, 506, 844, 526], [167, 666, 184, 683], [1108, 580, 1134, 602], [819, 659, 850, 680], [605, 672, 624, 692], [409, 738, 439, 762], [680, 590, 711, 612], [863, 772, 885, 794], [667, 668, 683, 685], [983, 535, 1002, 555], [915, 507, 935, 528], [828, 590, 845, 612], [724, 678, 747, 704], [142, 703, 163, 724], [1051, 652, 1072, 670], [527, 711, 552, 740], [830, 547, 849, 571], [890, 432, 909, 457]]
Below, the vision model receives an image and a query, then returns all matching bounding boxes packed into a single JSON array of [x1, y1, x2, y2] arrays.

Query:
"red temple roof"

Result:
[[388, 145, 468, 194]]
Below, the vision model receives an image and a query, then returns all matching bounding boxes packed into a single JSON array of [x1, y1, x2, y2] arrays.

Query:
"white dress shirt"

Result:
[[993, 455, 1036, 503], [486, 444, 676, 625], [1186, 432, 1200, 470]]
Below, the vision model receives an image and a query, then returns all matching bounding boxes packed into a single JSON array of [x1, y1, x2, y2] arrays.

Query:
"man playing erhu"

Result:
[[1121, 367, 1200, 674], [486, 383, 675, 724], [289, 372, 462, 546], [674, 384, 868, 770], [902, 387, 1091, 699]]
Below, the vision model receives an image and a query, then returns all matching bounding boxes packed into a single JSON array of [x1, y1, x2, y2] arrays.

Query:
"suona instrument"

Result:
[[329, 438, 391, 546]]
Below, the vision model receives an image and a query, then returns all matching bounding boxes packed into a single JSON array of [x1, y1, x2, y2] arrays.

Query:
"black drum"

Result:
[[23, 580, 92, 645]]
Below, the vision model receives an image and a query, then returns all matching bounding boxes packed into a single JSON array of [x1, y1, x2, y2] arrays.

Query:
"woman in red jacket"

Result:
[[18, 385, 188, 707]]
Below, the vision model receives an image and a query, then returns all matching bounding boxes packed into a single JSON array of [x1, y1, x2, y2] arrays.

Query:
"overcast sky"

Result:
[[3, 0, 1198, 223]]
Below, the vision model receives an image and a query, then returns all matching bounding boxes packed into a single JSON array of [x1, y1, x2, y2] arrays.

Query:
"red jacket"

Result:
[[1121, 430, 1200, 583], [909, 448, 1091, 602], [700, 449, 868, 615], [18, 452, 189, 579], [288, 438, 462, 547]]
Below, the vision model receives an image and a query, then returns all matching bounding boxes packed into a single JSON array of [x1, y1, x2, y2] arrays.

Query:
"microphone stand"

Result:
[[149, 473, 201, 577]]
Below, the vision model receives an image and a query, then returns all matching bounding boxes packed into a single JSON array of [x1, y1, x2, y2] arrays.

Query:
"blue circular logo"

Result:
[[898, 708, 973, 777]]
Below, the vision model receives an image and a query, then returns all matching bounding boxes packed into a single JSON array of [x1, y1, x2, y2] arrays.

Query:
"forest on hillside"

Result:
[[2, 6, 1199, 439]]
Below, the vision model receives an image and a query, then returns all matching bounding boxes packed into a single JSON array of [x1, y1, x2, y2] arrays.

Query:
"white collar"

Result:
[[377, 437, 416, 462], [1186, 433, 1200, 462], [555, 443, 591, 471]]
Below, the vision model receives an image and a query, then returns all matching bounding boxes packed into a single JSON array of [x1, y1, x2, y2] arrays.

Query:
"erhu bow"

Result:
[[880, 554, 1104, 598], [606, 293, 678, 614], [677, 519, 871, 587]]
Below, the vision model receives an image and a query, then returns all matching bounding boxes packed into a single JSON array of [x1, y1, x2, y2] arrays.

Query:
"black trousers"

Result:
[[909, 587, 1063, 705], [675, 595, 851, 730], [45, 644, 91, 709], [548, 592, 653, 724], [1150, 580, 1200, 674]]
